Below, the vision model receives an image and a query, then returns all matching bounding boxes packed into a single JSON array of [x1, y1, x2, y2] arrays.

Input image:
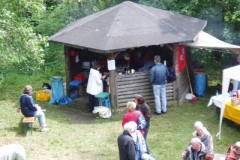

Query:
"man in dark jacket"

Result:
[[149, 55, 169, 115], [183, 138, 208, 160], [118, 122, 136, 160], [20, 85, 49, 132]]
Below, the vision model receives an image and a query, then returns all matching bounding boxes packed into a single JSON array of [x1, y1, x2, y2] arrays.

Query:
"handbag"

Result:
[[137, 111, 147, 130]]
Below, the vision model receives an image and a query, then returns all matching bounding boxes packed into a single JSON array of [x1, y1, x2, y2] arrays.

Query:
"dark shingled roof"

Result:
[[49, 1, 207, 53]]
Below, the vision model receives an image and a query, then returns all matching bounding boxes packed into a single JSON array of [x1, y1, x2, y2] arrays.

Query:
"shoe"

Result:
[[41, 127, 49, 132], [154, 111, 161, 115], [161, 111, 167, 114]]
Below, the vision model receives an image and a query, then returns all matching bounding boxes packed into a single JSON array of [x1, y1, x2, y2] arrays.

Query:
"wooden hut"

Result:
[[49, 1, 208, 109]]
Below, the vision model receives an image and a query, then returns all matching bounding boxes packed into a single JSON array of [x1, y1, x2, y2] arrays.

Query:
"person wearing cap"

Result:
[[226, 141, 240, 160], [20, 85, 49, 132]]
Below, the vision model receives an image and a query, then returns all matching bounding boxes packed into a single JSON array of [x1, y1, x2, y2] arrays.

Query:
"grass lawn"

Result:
[[0, 74, 240, 160]]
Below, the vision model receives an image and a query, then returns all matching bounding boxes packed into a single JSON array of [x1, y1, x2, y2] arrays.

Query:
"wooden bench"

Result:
[[23, 117, 35, 136]]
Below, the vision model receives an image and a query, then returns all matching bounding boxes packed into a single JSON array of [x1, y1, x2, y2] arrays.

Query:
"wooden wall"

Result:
[[115, 71, 175, 109], [64, 44, 190, 109], [173, 45, 191, 105]]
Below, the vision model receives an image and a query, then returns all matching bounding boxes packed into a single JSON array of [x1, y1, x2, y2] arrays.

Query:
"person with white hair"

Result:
[[183, 138, 208, 160], [118, 121, 155, 160], [182, 121, 213, 158], [0, 144, 26, 160], [193, 121, 213, 153], [117, 121, 137, 160], [226, 141, 240, 160], [129, 121, 155, 160], [20, 85, 49, 132]]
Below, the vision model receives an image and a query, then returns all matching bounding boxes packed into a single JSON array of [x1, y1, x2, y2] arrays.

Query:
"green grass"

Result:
[[0, 73, 240, 159]]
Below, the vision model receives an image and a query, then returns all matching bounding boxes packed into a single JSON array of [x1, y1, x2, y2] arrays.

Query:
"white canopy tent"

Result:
[[217, 65, 240, 139], [183, 31, 240, 53], [183, 31, 240, 139]]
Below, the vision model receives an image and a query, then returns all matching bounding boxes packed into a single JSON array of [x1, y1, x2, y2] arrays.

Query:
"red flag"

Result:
[[178, 45, 186, 72]]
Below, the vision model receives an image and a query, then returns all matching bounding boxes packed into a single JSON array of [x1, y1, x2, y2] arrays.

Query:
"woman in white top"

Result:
[[86, 62, 106, 112]]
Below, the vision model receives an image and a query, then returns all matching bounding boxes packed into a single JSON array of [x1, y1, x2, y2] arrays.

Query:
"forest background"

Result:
[[1, 1, 240, 159], [1, 0, 240, 80]]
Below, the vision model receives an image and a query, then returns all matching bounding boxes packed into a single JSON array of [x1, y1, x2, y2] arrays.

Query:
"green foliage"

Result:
[[0, 0, 48, 71], [34, 2, 80, 36]]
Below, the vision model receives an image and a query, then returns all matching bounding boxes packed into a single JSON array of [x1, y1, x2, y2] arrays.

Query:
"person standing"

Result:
[[20, 85, 49, 132], [86, 62, 106, 112], [122, 101, 145, 135], [134, 94, 151, 153], [226, 141, 240, 160], [231, 54, 240, 96], [149, 55, 169, 115], [117, 121, 136, 160]]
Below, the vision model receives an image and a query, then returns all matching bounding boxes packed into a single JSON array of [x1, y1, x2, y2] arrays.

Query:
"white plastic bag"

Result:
[[92, 106, 111, 118]]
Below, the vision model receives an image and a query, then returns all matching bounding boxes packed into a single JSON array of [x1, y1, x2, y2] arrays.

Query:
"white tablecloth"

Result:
[[207, 94, 231, 109]]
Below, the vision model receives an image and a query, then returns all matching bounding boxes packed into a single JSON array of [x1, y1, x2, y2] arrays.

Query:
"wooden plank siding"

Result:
[[115, 71, 175, 108]]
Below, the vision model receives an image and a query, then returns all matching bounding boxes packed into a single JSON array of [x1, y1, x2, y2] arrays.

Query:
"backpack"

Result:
[[137, 111, 147, 130], [167, 66, 176, 83]]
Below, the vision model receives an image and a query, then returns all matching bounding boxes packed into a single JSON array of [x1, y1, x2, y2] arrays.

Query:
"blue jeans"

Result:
[[153, 84, 167, 113], [35, 110, 47, 128], [143, 131, 150, 154], [232, 80, 240, 95]]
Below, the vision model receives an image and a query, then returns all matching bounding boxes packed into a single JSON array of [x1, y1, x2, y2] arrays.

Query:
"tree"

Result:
[[0, 0, 48, 72]]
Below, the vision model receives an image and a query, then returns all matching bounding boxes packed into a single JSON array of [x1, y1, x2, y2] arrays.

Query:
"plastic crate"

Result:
[[36, 90, 51, 101]]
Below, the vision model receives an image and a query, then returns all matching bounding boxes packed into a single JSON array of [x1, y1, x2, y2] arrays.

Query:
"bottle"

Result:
[[216, 90, 219, 96]]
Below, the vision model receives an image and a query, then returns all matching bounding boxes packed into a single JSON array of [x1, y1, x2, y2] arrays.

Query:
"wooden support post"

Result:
[[107, 52, 119, 109], [65, 46, 70, 96]]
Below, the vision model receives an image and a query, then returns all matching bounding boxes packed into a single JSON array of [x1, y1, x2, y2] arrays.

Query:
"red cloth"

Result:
[[122, 110, 145, 135], [122, 110, 139, 127], [178, 45, 186, 72]]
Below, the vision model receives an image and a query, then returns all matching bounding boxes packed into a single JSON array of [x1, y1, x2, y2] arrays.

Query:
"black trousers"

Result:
[[88, 94, 98, 112]]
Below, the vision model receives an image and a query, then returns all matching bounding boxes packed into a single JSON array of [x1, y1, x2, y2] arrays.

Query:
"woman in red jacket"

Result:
[[122, 101, 145, 136]]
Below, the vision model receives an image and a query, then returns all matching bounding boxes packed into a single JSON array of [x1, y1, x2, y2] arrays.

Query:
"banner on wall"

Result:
[[178, 45, 186, 72]]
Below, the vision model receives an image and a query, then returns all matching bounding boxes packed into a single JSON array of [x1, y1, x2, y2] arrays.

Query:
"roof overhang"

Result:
[[182, 31, 240, 54]]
